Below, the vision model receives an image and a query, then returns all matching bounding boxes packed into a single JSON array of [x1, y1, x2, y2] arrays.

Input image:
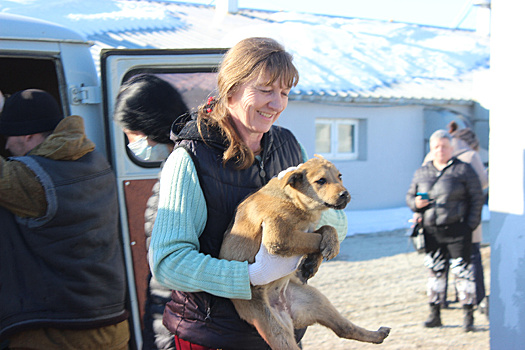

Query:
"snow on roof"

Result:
[[1, 0, 490, 104], [0, 13, 86, 42]]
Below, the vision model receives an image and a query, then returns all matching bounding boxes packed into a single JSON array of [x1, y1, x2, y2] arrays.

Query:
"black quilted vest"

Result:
[[164, 119, 303, 349], [0, 151, 128, 340]]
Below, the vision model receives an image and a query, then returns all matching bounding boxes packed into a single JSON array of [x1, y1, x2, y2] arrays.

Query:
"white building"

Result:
[[0, 0, 490, 211], [488, 0, 525, 347]]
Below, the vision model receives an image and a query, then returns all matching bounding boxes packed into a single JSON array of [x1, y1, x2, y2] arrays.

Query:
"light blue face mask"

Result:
[[127, 137, 171, 162]]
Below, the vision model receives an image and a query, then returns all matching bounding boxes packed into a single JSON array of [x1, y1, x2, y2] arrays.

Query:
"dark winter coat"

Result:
[[406, 157, 483, 230]]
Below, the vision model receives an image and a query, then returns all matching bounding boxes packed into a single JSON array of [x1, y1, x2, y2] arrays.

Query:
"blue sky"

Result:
[[177, 0, 479, 30]]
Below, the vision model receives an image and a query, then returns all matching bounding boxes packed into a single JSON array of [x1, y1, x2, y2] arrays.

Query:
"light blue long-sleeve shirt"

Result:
[[149, 146, 348, 300]]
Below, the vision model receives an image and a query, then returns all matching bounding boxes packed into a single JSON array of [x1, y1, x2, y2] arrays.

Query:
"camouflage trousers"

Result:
[[424, 248, 476, 305]]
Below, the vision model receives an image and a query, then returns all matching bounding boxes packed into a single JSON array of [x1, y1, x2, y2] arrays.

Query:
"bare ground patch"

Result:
[[301, 232, 490, 350]]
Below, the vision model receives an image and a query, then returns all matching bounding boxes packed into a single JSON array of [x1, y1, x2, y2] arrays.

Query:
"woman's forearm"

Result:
[[149, 148, 252, 300]]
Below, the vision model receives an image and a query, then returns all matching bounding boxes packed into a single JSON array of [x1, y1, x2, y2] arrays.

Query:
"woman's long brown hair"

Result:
[[197, 37, 299, 169]]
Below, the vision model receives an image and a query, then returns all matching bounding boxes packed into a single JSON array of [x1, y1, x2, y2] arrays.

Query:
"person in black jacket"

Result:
[[406, 129, 484, 332]]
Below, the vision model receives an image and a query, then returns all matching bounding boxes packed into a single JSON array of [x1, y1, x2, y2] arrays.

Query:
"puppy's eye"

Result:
[[338, 174, 342, 180], [316, 178, 327, 185]]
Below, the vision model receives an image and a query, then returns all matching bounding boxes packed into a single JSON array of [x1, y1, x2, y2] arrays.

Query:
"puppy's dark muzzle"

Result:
[[325, 190, 350, 210]]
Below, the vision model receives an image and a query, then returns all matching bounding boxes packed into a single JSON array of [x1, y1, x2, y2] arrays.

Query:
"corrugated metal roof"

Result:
[[291, 73, 478, 105], [0, 0, 490, 105]]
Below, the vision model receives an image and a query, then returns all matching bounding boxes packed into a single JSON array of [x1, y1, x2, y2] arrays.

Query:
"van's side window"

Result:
[[115, 72, 217, 167]]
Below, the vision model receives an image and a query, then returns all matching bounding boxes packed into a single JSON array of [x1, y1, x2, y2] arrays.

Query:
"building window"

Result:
[[315, 119, 358, 160]]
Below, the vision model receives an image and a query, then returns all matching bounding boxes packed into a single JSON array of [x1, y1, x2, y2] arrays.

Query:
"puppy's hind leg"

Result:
[[288, 282, 391, 344], [233, 299, 301, 350]]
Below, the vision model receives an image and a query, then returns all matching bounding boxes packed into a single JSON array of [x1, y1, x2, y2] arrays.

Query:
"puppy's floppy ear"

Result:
[[282, 169, 305, 189]]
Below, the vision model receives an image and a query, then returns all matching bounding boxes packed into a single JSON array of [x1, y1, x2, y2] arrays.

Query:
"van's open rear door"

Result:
[[101, 49, 226, 349]]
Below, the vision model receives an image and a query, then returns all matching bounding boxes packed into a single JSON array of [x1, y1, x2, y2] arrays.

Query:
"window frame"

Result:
[[315, 118, 359, 160], [117, 69, 219, 168]]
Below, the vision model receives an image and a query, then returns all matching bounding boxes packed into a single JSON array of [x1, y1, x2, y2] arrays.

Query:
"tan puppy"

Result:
[[219, 156, 390, 350]]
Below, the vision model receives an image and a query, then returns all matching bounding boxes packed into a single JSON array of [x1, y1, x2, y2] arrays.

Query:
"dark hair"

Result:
[[447, 120, 480, 151], [454, 128, 480, 151], [114, 74, 189, 144], [447, 121, 459, 135]]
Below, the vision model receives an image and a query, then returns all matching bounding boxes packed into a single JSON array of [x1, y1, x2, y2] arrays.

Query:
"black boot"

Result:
[[424, 303, 442, 328], [463, 304, 474, 332]]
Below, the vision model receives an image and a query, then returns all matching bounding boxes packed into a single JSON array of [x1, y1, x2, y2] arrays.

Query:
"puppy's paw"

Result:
[[296, 253, 322, 283], [317, 225, 339, 260], [372, 327, 391, 344]]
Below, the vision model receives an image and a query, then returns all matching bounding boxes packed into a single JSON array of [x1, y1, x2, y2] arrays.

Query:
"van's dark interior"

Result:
[[0, 56, 62, 157]]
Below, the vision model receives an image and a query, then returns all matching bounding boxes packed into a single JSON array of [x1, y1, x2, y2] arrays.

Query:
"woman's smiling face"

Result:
[[227, 73, 291, 147]]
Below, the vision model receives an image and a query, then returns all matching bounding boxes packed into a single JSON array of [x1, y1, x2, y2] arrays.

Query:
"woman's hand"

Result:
[[415, 196, 430, 209], [409, 213, 422, 228], [248, 242, 303, 286]]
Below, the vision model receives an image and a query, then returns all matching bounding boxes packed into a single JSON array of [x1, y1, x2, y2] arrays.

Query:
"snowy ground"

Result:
[[345, 204, 490, 236]]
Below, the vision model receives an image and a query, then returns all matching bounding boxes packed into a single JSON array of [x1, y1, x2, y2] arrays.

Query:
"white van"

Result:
[[1, 13, 226, 348]]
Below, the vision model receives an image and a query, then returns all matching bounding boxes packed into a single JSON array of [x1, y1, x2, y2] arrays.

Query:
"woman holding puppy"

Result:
[[406, 129, 484, 332], [149, 37, 347, 350]]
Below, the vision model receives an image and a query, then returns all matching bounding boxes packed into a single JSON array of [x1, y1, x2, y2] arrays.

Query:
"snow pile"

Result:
[[346, 204, 490, 236]]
